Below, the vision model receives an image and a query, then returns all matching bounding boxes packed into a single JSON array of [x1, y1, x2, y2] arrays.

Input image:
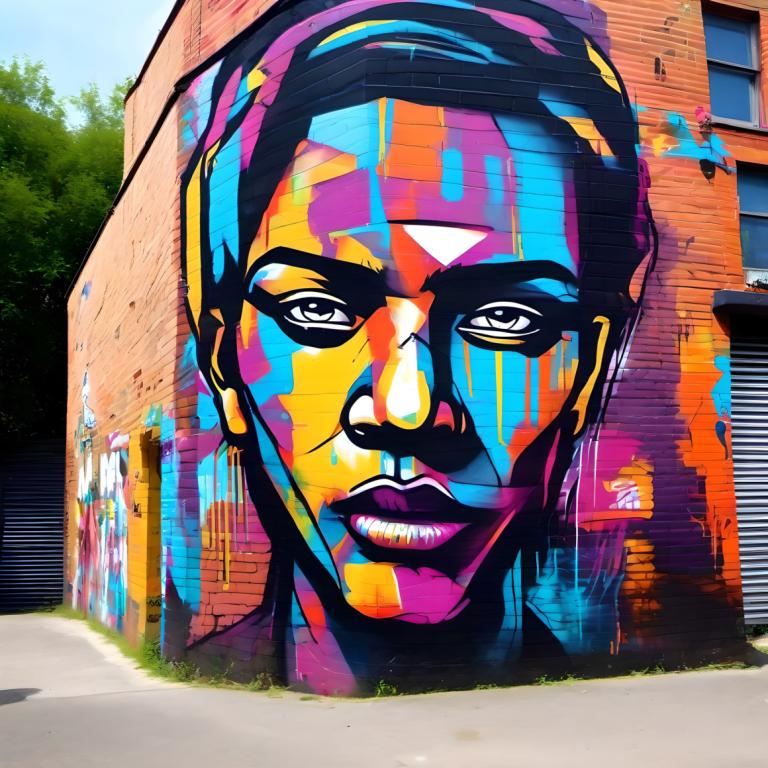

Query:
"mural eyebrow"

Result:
[[245, 246, 387, 292], [422, 261, 579, 294]]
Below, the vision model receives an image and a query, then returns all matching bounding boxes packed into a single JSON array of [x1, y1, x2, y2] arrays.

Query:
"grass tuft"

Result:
[[374, 680, 399, 697], [39, 604, 268, 688]]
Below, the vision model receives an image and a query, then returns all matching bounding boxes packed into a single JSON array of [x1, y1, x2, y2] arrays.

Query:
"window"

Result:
[[703, 8, 760, 126], [738, 165, 768, 270]]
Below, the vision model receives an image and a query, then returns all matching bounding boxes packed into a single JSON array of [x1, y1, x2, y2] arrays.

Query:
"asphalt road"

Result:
[[1, 613, 767, 768]]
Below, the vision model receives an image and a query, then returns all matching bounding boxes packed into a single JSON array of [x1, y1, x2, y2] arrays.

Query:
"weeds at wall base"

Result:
[[530, 661, 754, 688], [374, 680, 399, 697], [41, 605, 285, 692], [745, 624, 768, 639], [40, 604, 763, 698]]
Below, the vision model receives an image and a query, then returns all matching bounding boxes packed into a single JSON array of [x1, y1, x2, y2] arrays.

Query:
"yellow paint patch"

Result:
[[184, 158, 204, 332], [291, 149, 357, 190], [344, 563, 403, 618], [246, 65, 266, 92], [496, 350, 504, 445], [378, 98, 388, 163], [467, 334, 524, 347], [239, 303, 258, 350], [585, 40, 621, 93], [330, 233, 384, 271], [652, 134, 673, 156], [572, 316, 611, 432], [463, 340, 473, 398], [318, 20, 395, 47], [560, 116, 614, 157], [222, 388, 247, 434]]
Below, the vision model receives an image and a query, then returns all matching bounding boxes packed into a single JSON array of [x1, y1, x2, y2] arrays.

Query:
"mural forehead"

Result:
[[68, 0, 749, 696]]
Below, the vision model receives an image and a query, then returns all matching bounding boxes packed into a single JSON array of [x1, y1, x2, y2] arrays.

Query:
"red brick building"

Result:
[[66, 0, 768, 694]]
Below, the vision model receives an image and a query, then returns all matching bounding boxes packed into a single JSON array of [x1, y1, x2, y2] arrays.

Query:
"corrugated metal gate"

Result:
[[0, 441, 64, 612], [731, 324, 768, 625]]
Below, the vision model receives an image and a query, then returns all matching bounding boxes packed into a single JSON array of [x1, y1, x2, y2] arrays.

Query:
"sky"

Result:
[[0, 0, 177, 116]]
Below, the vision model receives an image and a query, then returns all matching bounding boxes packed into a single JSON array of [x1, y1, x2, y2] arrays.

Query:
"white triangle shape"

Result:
[[403, 224, 488, 266]]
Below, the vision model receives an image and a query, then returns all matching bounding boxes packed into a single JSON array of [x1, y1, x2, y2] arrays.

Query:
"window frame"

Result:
[[737, 163, 768, 274], [703, 5, 761, 129]]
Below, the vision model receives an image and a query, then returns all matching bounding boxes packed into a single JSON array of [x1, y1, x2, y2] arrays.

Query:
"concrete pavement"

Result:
[[1, 613, 768, 768]]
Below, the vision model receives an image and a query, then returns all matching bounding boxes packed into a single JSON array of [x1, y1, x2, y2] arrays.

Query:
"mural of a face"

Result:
[[239, 97, 614, 623], [181, 0, 655, 683]]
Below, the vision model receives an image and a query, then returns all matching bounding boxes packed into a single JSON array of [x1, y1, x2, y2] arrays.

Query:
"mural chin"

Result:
[[329, 479, 514, 623]]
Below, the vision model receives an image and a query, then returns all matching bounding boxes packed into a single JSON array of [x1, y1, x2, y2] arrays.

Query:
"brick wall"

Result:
[[67, 0, 768, 694]]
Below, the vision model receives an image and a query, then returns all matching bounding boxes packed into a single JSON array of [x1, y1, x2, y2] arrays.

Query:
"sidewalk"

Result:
[[1, 613, 767, 768]]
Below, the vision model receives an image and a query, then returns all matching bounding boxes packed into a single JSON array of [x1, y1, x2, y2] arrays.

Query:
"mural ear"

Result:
[[570, 315, 611, 435], [219, 387, 249, 436], [200, 310, 250, 439]]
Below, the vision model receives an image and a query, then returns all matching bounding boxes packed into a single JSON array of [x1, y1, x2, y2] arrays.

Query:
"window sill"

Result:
[[711, 117, 768, 135], [714, 288, 768, 316]]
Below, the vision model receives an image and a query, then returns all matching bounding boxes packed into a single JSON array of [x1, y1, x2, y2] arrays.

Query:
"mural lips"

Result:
[[333, 476, 497, 556]]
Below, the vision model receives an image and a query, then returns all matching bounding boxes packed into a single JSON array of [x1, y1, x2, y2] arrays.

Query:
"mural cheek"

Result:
[[449, 330, 580, 489], [505, 333, 581, 460], [237, 313, 297, 453]]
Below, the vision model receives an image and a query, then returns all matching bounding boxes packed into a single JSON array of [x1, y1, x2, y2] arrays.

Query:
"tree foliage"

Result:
[[0, 58, 130, 438]]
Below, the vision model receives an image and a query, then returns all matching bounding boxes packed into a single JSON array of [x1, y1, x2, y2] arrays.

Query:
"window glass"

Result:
[[738, 167, 768, 213], [741, 216, 768, 269], [708, 65, 755, 122], [703, 13, 754, 67]]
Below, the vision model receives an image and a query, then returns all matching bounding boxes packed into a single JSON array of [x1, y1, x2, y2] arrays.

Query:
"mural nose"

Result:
[[343, 326, 467, 460], [375, 333, 434, 431], [342, 380, 477, 473]]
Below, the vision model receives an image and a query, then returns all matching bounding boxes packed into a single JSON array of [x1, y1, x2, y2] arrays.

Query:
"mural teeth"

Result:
[[368, 519, 383, 540], [359, 516, 373, 535]]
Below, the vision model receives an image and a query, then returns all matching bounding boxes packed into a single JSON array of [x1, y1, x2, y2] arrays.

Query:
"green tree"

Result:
[[0, 58, 129, 438]]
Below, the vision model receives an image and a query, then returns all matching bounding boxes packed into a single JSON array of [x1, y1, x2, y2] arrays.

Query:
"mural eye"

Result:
[[279, 291, 358, 330], [458, 301, 542, 346]]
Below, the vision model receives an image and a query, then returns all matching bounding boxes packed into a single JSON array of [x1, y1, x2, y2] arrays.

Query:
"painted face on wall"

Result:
[[232, 98, 611, 624]]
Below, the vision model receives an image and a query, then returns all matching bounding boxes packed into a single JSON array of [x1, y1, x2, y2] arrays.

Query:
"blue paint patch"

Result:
[[309, 20, 514, 66], [660, 112, 731, 169], [181, 335, 198, 368], [441, 148, 464, 202], [229, 75, 252, 120], [529, 357, 540, 427], [208, 127, 242, 282], [495, 114, 578, 274], [160, 411, 201, 615], [182, 125, 196, 148], [197, 380, 221, 432], [367, 102, 389, 238], [193, 64, 220, 142], [712, 355, 732, 417], [144, 404, 162, 428], [550, 340, 563, 390], [484, 155, 504, 204]]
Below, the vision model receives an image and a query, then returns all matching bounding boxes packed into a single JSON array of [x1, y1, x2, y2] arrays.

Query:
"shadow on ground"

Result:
[[0, 688, 41, 706], [746, 641, 768, 668]]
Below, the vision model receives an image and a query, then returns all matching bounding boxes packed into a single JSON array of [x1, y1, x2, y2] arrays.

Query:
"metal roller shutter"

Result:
[[731, 325, 768, 625], [0, 441, 64, 612]]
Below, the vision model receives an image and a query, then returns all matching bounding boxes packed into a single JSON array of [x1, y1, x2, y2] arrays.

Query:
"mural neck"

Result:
[[287, 560, 536, 695]]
